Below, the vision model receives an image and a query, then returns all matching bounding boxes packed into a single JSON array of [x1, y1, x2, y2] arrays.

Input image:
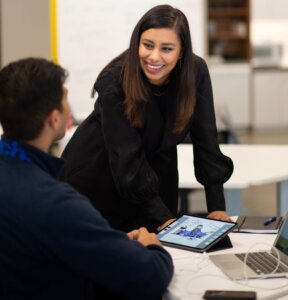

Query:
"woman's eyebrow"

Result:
[[141, 39, 176, 47], [161, 43, 176, 47]]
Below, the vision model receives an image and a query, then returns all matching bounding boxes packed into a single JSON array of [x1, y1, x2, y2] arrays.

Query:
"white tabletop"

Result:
[[59, 130, 288, 189], [58, 131, 288, 214], [165, 231, 288, 300], [178, 144, 288, 189]]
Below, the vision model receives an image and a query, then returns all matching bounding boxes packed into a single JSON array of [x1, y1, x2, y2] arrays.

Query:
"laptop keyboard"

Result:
[[236, 252, 288, 275]]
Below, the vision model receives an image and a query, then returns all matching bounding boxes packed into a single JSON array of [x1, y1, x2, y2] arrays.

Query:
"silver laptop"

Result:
[[209, 216, 288, 280]]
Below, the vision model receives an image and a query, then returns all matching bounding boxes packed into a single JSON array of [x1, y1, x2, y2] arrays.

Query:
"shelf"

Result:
[[209, 33, 248, 40], [209, 8, 249, 17], [207, 0, 250, 62]]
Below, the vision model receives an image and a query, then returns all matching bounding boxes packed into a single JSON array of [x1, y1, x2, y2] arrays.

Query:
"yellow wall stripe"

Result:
[[50, 0, 58, 63]]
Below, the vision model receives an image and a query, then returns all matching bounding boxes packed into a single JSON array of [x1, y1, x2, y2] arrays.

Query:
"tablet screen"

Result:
[[157, 215, 237, 252]]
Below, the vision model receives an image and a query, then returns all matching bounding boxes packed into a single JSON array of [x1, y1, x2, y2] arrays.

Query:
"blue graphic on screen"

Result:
[[157, 215, 234, 250]]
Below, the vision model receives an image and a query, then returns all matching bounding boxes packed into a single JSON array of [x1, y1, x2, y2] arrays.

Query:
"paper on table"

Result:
[[233, 216, 283, 234]]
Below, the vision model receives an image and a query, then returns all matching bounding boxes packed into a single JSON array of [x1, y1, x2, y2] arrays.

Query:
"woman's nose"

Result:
[[149, 48, 160, 62]]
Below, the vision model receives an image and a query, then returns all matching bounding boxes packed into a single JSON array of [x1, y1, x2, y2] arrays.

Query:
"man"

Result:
[[0, 58, 173, 300]]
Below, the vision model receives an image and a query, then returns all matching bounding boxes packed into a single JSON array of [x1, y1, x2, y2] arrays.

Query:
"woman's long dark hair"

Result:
[[95, 5, 196, 134]]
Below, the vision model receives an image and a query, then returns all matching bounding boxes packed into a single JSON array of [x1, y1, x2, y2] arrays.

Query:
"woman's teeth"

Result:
[[148, 64, 163, 70]]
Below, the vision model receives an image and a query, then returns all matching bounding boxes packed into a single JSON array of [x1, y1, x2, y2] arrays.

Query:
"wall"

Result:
[[209, 63, 251, 129], [0, 0, 207, 121], [0, 0, 50, 67], [250, 0, 288, 130], [253, 70, 288, 130], [57, 0, 206, 120], [1, 1, 287, 131], [209, 0, 288, 131], [251, 0, 288, 66]]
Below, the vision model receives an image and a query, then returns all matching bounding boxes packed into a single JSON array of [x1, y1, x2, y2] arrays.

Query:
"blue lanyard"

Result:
[[0, 139, 32, 162]]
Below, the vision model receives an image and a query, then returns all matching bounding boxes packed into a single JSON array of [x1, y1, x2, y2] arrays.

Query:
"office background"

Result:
[[0, 0, 288, 216]]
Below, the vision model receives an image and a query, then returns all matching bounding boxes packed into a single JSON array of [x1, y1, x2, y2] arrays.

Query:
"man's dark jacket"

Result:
[[0, 138, 173, 300]]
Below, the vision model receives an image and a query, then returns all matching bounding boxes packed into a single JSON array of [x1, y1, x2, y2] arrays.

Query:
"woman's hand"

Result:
[[207, 211, 232, 222]]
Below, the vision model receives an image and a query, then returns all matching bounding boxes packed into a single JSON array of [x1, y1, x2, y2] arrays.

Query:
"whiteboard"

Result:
[[57, 0, 205, 120]]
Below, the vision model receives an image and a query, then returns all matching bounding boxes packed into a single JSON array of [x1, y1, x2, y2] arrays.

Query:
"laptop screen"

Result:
[[275, 218, 288, 255]]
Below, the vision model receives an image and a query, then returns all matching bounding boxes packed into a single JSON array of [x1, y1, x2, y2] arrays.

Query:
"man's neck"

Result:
[[25, 135, 52, 154]]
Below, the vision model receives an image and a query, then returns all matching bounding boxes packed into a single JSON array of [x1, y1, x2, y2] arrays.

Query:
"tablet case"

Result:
[[158, 215, 236, 253], [206, 235, 233, 252]]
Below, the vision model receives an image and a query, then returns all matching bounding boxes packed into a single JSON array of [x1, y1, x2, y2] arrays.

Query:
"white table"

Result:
[[58, 131, 288, 216], [178, 144, 288, 216], [164, 231, 288, 300]]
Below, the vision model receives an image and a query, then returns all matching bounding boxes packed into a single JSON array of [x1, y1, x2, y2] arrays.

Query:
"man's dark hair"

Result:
[[0, 57, 68, 140]]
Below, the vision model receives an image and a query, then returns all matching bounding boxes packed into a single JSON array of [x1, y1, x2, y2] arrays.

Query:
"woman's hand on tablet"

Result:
[[207, 211, 232, 222]]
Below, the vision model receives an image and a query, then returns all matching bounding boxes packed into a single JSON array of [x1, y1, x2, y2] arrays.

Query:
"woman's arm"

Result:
[[189, 56, 234, 213]]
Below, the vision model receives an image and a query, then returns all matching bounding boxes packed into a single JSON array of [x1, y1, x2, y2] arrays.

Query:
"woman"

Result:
[[60, 5, 233, 232]]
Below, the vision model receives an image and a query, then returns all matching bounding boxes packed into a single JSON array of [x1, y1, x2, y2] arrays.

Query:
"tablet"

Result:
[[157, 215, 237, 253]]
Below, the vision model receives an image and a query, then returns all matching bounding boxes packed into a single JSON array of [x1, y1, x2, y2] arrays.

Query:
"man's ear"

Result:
[[47, 109, 60, 130]]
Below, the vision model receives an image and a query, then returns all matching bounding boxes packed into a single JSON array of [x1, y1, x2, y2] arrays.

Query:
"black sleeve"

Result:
[[190, 56, 234, 212], [95, 70, 173, 226]]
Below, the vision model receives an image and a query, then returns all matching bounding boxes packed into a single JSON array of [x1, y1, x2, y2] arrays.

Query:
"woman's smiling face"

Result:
[[138, 28, 182, 85]]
